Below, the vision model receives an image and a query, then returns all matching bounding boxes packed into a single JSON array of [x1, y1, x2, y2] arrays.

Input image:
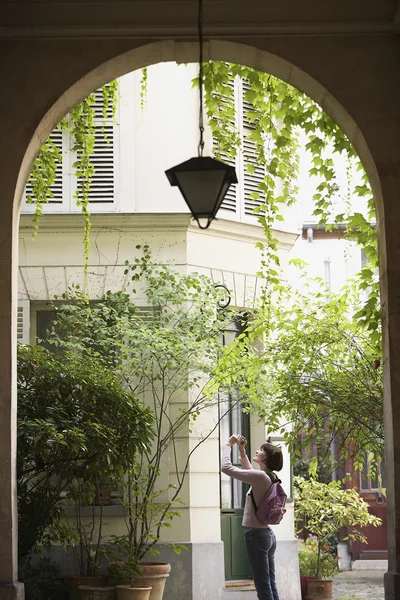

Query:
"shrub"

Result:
[[22, 557, 68, 600]]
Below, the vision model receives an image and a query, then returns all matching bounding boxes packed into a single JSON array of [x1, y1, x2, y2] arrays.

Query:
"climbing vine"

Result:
[[25, 129, 63, 236], [69, 92, 96, 271], [26, 81, 119, 275], [201, 61, 380, 349]]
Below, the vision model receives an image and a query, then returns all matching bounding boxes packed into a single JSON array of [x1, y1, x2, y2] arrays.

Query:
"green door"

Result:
[[221, 508, 251, 580]]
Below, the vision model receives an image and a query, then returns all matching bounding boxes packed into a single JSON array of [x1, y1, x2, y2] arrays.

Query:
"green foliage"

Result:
[[298, 535, 338, 579], [101, 80, 119, 122], [293, 454, 333, 485], [25, 130, 63, 237], [17, 343, 154, 561], [70, 92, 96, 272], [22, 557, 68, 600], [295, 477, 381, 579], [108, 561, 141, 587]]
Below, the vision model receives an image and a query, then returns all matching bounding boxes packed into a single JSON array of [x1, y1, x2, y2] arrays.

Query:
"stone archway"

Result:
[[3, 37, 399, 600]]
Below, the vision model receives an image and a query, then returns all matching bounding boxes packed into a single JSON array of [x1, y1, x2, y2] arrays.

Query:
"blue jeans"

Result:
[[244, 528, 279, 600]]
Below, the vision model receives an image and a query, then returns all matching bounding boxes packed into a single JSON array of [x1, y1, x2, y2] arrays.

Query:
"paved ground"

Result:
[[332, 570, 385, 600], [223, 570, 385, 599]]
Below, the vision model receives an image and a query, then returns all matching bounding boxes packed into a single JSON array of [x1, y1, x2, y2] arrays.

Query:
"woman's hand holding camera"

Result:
[[227, 435, 247, 457]]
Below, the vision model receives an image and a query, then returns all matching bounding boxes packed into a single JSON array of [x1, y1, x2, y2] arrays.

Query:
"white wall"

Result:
[[133, 62, 203, 214], [288, 233, 362, 293]]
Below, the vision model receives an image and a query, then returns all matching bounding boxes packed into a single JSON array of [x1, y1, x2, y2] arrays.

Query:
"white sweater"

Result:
[[221, 445, 272, 528]]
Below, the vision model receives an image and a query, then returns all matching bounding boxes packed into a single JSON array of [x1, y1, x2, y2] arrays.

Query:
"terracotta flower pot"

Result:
[[116, 586, 152, 600], [133, 562, 171, 600], [306, 578, 333, 599], [300, 575, 315, 600], [66, 576, 107, 600], [78, 585, 115, 600]]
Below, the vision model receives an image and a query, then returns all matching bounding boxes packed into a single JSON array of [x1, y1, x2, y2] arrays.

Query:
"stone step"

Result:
[[352, 560, 388, 570], [223, 581, 257, 598]]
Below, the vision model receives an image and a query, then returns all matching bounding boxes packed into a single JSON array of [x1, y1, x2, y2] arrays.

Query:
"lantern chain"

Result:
[[198, 0, 205, 157]]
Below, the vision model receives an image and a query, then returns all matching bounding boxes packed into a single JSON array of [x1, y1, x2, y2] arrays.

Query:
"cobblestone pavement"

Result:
[[332, 570, 385, 599], [223, 570, 386, 599]]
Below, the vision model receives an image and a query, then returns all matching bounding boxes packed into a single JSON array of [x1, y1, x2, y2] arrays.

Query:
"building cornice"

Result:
[[19, 212, 193, 232], [19, 212, 299, 249]]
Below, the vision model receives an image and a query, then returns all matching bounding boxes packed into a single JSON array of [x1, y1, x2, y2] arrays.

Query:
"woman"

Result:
[[221, 434, 283, 600]]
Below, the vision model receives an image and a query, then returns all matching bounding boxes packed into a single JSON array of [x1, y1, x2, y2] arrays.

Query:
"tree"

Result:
[[44, 247, 250, 568], [225, 275, 384, 471], [17, 344, 154, 559]]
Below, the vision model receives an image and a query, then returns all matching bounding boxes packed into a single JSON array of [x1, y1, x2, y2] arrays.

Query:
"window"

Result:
[[360, 454, 386, 491], [220, 390, 249, 510], [213, 77, 267, 224], [17, 300, 30, 344], [22, 85, 120, 214]]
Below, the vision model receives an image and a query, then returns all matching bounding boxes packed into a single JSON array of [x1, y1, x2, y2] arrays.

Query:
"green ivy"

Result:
[[69, 93, 96, 274], [25, 126, 63, 237]]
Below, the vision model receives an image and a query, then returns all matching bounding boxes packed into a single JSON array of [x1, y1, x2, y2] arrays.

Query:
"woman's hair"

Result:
[[260, 442, 283, 472]]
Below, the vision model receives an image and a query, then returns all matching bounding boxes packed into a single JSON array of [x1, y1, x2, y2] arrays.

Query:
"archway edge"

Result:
[[16, 38, 382, 223]]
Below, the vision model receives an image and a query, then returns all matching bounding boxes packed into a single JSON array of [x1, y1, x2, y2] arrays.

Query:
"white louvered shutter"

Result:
[[76, 87, 117, 206], [17, 300, 30, 344], [212, 79, 238, 215], [218, 149, 237, 214], [24, 128, 64, 207], [241, 80, 266, 218]]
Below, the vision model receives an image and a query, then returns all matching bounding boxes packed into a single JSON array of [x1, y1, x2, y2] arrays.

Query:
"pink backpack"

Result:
[[250, 475, 287, 525]]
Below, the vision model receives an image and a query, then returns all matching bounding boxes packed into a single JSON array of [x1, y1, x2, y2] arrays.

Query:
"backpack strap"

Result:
[[249, 488, 258, 512], [268, 472, 282, 484]]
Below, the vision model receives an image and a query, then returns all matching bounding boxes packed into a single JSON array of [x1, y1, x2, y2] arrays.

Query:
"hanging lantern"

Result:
[[165, 0, 238, 229], [165, 156, 237, 229]]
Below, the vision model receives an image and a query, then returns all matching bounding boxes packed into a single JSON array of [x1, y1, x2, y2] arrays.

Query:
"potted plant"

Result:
[[298, 535, 338, 600], [108, 558, 153, 600], [295, 476, 382, 599], [78, 584, 116, 600]]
